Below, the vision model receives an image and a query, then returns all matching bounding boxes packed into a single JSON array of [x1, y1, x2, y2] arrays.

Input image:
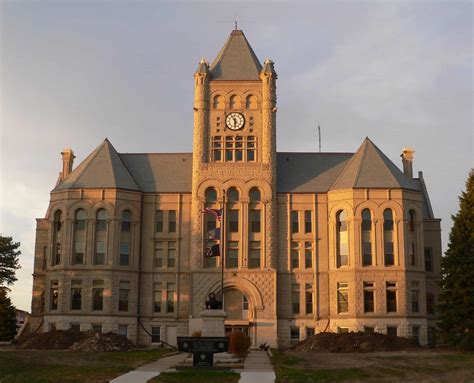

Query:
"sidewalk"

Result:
[[109, 352, 188, 383], [238, 350, 275, 383]]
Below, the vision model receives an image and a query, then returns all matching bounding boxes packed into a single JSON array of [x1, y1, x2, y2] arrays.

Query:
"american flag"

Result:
[[202, 208, 223, 222]]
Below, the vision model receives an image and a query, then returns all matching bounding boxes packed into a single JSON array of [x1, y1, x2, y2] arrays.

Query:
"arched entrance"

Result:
[[223, 289, 250, 337]]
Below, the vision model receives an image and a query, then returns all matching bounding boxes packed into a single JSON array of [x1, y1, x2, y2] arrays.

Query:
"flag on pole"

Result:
[[207, 227, 221, 240], [205, 244, 220, 258], [202, 208, 223, 222]]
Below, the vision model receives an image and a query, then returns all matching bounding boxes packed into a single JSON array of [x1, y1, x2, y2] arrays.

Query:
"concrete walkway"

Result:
[[109, 352, 188, 383], [238, 350, 275, 383]]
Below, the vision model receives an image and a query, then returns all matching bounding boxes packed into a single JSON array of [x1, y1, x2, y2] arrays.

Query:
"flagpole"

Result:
[[221, 189, 225, 304]]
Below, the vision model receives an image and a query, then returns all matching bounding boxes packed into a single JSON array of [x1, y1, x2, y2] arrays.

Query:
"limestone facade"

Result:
[[30, 29, 441, 348]]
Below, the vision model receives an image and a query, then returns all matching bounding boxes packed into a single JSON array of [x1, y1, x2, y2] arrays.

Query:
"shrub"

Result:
[[192, 330, 201, 337], [228, 331, 251, 357]]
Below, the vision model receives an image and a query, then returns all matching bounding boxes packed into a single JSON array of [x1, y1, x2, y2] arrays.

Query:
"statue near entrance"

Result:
[[205, 292, 223, 310]]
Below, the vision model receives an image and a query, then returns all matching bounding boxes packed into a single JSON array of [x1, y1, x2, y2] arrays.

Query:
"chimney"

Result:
[[401, 147, 415, 179], [61, 148, 75, 180]]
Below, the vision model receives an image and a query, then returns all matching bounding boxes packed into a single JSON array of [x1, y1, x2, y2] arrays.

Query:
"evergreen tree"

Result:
[[0, 287, 17, 341], [0, 236, 21, 286], [438, 170, 474, 350]]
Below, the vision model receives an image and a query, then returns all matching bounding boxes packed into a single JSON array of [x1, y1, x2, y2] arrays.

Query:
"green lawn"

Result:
[[0, 349, 174, 383], [149, 369, 240, 383], [271, 349, 474, 382]]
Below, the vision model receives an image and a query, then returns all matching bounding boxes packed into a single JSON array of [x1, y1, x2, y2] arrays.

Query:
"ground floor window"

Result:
[[337, 327, 349, 333], [290, 327, 300, 344], [387, 326, 398, 336], [364, 326, 375, 333], [118, 324, 128, 337], [306, 327, 315, 338], [70, 323, 80, 332], [92, 324, 102, 333], [412, 325, 420, 345], [151, 326, 161, 343]]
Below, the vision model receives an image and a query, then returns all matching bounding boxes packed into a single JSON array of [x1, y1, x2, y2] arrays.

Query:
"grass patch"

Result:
[[270, 349, 303, 366], [0, 349, 173, 383], [276, 366, 371, 383], [149, 369, 240, 383]]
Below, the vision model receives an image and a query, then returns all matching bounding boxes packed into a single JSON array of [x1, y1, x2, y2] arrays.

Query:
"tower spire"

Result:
[[234, 10, 238, 30]]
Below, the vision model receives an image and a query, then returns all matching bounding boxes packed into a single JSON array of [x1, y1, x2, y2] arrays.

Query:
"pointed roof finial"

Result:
[[234, 10, 238, 30]]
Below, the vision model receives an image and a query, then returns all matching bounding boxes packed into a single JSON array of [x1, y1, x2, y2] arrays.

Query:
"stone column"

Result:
[[200, 309, 227, 337]]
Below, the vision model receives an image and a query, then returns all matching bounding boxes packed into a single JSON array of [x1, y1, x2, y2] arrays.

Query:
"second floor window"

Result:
[[361, 209, 372, 266], [337, 282, 348, 313], [363, 282, 375, 313], [336, 211, 348, 267], [94, 209, 107, 265], [119, 281, 130, 312], [50, 280, 58, 310], [383, 209, 395, 266], [71, 280, 82, 310], [92, 280, 104, 311], [73, 209, 86, 265]]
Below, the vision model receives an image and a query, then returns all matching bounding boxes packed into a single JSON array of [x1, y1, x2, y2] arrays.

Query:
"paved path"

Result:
[[109, 352, 188, 383], [238, 350, 275, 383]]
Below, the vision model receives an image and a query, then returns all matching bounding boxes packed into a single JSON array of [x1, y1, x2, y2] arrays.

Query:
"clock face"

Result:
[[226, 113, 245, 131]]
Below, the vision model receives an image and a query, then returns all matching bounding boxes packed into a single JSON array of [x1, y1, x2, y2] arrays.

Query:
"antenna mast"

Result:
[[318, 124, 321, 153]]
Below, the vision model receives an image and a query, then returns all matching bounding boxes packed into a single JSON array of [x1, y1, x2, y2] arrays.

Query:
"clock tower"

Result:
[[189, 29, 278, 345]]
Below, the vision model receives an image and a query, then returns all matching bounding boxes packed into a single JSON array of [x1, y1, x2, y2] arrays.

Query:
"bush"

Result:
[[192, 330, 201, 337], [228, 331, 251, 357]]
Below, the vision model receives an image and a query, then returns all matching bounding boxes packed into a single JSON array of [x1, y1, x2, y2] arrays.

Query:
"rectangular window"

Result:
[[168, 210, 176, 233], [387, 326, 398, 336], [167, 241, 176, 268], [384, 228, 394, 266], [337, 327, 349, 333], [95, 241, 105, 265], [166, 283, 176, 313], [291, 242, 299, 269], [92, 324, 102, 333], [50, 280, 58, 311], [304, 242, 312, 269], [306, 327, 315, 338], [250, 209, 261, 233], [154, 283, 162, 313], [290, 327, 300, 344], [118, 324, 128, 337], [229, 210, 239, 232], [156, 210, 164, 232], [291, 211, 299, 234], [364, 326, 375, 333], [363, 282, 375, 313], [386, 282, 397, 313], [206, 214, 216, 232], [73, 241, 84, 265], [305, 283, 313, 314], [212, 136, 222, 162], [412, 325, 420, 345], [337, 282, 348, 314], [120, 242, 130, 266], [424, 247, 433, 272], [71, 280, 82, 310], [292, 283, 300, 314], [151, 326, 161, 343], [227, 241, 239, 268], [249, 241, 261, 268], [53, 242, 61, 265], [119, 281, 130, 312], [155, 242, 164, 268], [304, 210, 312, 233], [92, 280, 104, 311], [411, 282, 420, 313], [70, 323, 80, 332]]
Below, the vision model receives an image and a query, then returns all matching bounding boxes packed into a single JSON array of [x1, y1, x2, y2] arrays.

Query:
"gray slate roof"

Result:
[[53, 139, 139, 192], [330, 138, 418, 190], [210, 30, 263, 81]]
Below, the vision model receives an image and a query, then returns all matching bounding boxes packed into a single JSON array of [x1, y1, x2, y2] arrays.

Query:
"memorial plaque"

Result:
[[177, 336, 229, 353], [192, 351, 214, 367]]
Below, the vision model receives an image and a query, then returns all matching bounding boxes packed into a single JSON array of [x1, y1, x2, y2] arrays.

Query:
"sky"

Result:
[[1, 1, 472, 312]]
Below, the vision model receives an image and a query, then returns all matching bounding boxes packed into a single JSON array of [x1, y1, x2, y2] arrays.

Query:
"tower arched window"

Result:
[[408, 209, 417, 266], [73, 209, 86, 265], [249, 187, 262, 268], [94, 209, 107, 265], [336, 210, 348, 267], [246, 95, 257, 109], [52, 210, 62, 266], [230, 95, 241, 109], [204, 187, 219, 268], [383, 209, 395, 266], [213, 95, 225, 109], [120, 210, 132, 266], [361, 209, 372, 266], [227, 188, 239, 203], [226, 187, 240, 269]]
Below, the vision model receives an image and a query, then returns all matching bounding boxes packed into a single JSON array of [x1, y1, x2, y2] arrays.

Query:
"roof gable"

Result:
[[330, 138, 417, 190], [210, 30, 262, 80], [53, 139, 139, 192]]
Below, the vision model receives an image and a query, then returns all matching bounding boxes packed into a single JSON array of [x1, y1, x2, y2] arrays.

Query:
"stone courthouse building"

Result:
[[30, 29, 442, 348]]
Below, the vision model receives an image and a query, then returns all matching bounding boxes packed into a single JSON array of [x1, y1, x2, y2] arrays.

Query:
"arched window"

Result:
[[227, 188, 239, 203], [73, 209, 86, 265], [249, 187, 261, 202], [383, 209, 394, 266], [204, 187, 218, 268], [246, 95, 257, 109], [205, 187, 217, 203], [94, 209, 107, 265], [230, 95, 241, 109], [408, 209, 417, 266], [213, 95, 225, 109], [52, 210, 62, 266], [361, 209, 372, 266], [336, 210, 348, 267], [120, 210, 132, 266]]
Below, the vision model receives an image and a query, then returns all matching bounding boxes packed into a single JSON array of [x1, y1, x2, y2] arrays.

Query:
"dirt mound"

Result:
[[292, 332, 419, 353], [18, 329, 89, 350], [70, 332, 135, 352]]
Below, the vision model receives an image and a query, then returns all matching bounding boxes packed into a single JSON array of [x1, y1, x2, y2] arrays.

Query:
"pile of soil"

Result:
[[70, 332, 135, 352], [292, 332, 419, 353], [18, 329, 89, 350]]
